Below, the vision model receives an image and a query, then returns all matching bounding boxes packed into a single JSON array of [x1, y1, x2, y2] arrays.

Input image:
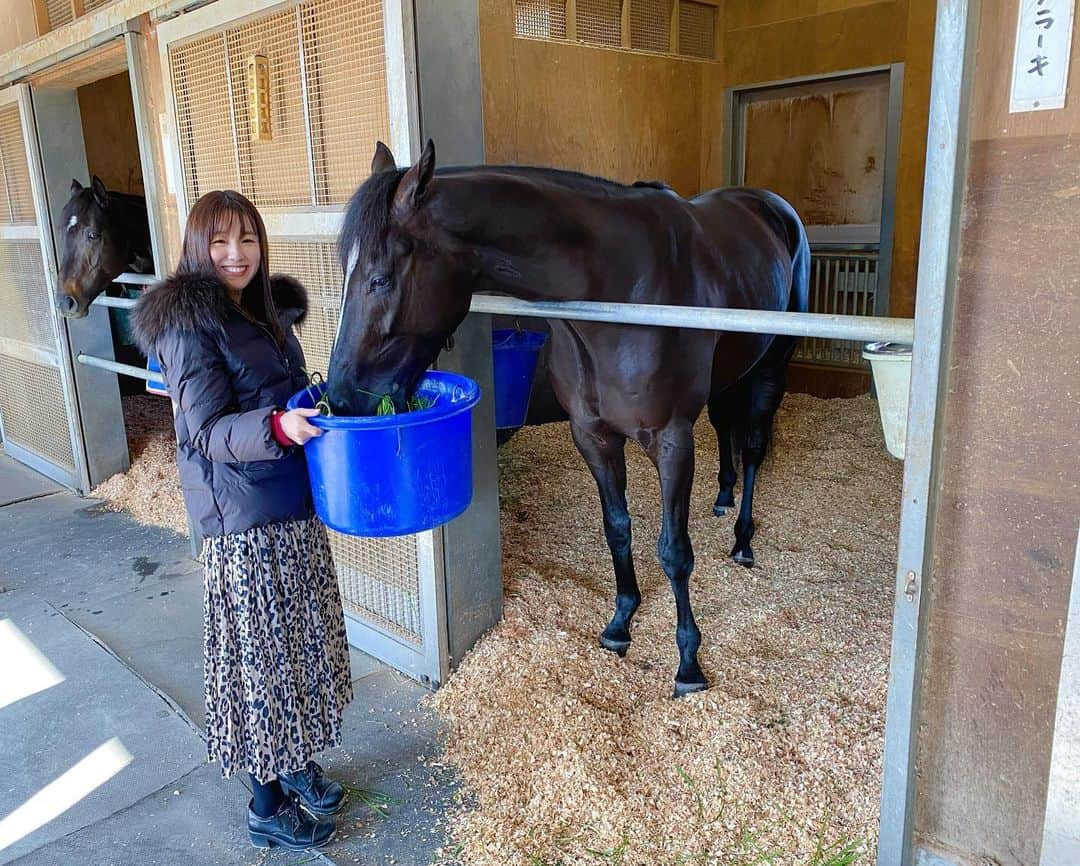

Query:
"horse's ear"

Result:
[[371, 141, 396, 174], [393, 139, 436, 216], [70, 178, 83, 195], [91, 176, 108, 208]]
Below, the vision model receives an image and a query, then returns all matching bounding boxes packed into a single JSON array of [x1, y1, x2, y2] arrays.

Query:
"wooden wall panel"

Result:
[[76, 71, 144, 195], [915, 3, 1080, 862], [479, 0, 705, 195]]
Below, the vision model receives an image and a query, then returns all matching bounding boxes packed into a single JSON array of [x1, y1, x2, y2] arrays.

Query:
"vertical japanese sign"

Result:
[[1010, 0, 1076, 112]]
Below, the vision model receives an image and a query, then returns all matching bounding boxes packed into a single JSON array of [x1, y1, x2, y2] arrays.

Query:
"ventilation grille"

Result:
[[0, 105, 36, 225], [631, 0, 670, 52], [577, 0, 622, 46], [794, 251, 879, 368], [677, 1, 715, 59], [513, 0, 715, 59], [514, 0, 568, 39], [45, 0, 74, 31], [0, 355, 75, 472], [169, 0, 390, 211], [0, 240, 54, 350], [269, 238, 342, 376]]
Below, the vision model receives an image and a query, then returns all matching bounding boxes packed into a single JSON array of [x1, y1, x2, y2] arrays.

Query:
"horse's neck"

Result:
[[446, 174, 626, 303], [109, 194, 152, 255]]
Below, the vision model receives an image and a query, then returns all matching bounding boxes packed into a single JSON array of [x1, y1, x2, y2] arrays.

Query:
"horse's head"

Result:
[[327, 140, 475, 415], [56, 177, 130, 318]]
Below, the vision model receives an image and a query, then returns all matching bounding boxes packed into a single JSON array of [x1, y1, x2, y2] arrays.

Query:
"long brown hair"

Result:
[[178, 190, 285, 346]]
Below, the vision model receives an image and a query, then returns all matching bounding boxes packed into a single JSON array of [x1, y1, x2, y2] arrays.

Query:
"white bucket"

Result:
[[862, 341, 912, 460]]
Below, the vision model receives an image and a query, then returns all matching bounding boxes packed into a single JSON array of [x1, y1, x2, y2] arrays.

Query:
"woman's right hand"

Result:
[[279, 408, 324, 445]]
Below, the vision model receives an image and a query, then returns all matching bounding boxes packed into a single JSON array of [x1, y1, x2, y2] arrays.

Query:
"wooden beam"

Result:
[[669, 0, 680, 54], [621, 0, 631, 48], [70, 0, 86, 19], [566, 0, 577, 41]]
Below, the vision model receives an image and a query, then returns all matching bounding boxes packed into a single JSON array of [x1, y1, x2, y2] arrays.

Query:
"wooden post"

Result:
[[32, 0, 51, 36], [566, 0, 577, 41], [70, 0, 86, 19], [621, 0, 631, 48], [669, 0, 680, 54]]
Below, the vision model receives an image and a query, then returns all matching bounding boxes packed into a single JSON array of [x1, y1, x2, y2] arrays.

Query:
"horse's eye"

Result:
[[86, 231, 99, 240], [369, 274, 391, 291]]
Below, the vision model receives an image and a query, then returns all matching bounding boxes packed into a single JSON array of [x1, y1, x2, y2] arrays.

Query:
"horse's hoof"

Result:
[[713, 504, 727, 516], [730, 544, 755, 568], [599, 635, 630, 657], [673, 678, 709, 699]]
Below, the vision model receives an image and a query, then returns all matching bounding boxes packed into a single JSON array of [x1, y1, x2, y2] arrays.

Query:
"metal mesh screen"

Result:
[[267, 238, 423, 644], [268, 238, 341, 375], [678, 0, 715, 59], [331, 533, 422, 642], [577, 0, 623, 46], [514, 0, 568, 39], [631, 0, 670, 52], [227, 9, 312, 207], [84, 0, 113, 11], [0, 356, 75, 472], [302, 0, 390, 204], [171, 32, 239, 205], [0, 105, 36, 225], [170, 0, 390, 210], [0, 240, 55, 350], [46, 0, 74, 31], [795, 251, 879, 367]]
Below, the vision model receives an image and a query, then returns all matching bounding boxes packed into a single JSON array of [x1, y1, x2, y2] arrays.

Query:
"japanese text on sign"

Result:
[[1011, 0, 1076, 112]]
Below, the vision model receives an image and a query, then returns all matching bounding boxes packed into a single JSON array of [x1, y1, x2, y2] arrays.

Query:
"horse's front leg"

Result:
[[648, 424, 707, 698], [569, 422, 640, 656]]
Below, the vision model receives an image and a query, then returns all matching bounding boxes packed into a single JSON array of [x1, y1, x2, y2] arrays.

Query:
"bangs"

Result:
[[209, 200, 257, 238]]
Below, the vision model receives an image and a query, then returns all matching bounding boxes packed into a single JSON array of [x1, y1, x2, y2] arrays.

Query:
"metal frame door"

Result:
[[156, 0, 450, 686], [0, 83, 87, 491]]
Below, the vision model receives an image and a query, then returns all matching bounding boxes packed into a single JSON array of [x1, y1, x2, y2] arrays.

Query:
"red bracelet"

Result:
[[270, 410, 293, 448]]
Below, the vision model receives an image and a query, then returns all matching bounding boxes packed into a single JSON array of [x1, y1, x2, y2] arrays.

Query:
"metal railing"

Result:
[[78, 276, 915, 383], [794, 249, 881, 368]]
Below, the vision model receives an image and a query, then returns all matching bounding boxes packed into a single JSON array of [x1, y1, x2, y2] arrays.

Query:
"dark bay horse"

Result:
[[55, 176, 153, 318], [328, 141, 809, 696]]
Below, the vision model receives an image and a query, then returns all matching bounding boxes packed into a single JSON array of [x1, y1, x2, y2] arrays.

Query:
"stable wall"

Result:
[[478, 0, 708, 196], [77, 71, 144, 195], [703, 0, 936, 319], [0, 0, 38, 56], [915, 1, 1080, 863]]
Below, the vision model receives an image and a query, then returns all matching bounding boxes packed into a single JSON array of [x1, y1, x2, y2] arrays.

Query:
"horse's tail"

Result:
[[785, 210, 810, 316]]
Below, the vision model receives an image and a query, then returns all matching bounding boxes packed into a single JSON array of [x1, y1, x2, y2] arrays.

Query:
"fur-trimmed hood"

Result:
[[132, 271, 308, 354]]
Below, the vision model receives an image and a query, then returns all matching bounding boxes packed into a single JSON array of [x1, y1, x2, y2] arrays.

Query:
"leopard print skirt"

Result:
[[202, 515, 353, 783]]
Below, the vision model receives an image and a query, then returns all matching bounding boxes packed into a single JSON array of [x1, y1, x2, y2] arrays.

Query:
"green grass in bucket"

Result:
[[301, 370, 434, 417]]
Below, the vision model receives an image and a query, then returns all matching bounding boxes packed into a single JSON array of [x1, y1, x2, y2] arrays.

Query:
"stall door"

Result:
[[0, 85, 83, 489], [157, 0, 447, 685], [732, 68, 901, 367]]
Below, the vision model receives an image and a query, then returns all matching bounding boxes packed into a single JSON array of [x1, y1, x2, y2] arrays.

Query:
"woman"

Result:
[[133, 191, 352, 851]]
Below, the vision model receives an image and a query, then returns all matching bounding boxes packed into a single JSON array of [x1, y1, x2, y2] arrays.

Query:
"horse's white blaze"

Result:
[[334, 240, 360, 353], [67, 215, 77, 230]]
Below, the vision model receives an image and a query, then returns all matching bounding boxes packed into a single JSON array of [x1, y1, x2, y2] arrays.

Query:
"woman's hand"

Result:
[[278, 408, 324, 445]]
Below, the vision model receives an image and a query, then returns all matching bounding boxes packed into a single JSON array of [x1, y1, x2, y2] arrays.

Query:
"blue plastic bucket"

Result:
[[287, 371, 481, 537], [492, 329, 547, 429], [146, 353, 169, 397]]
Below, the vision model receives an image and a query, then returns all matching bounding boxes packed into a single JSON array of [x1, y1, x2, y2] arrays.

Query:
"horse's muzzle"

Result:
[[55, 293, 88, 319]]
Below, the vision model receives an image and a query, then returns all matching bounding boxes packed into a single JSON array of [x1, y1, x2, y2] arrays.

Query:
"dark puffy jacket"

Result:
[[131, 272, 313, 537]]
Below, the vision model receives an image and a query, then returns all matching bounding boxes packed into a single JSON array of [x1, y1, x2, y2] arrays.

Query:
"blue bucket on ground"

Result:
[[145, 353, 169, 397], [492, 329, 547, 429], [287, 371, 481, 537]]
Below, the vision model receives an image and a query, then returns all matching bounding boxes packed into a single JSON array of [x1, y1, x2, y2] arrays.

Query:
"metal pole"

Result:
[[91, 296, 138, 309], [877, 0, 976, 864], [469, 294, 914, 344], [77, 353, 155, 382]]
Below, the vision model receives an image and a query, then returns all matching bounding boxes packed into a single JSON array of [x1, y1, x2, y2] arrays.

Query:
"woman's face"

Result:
[[209, 216, 261, 294]]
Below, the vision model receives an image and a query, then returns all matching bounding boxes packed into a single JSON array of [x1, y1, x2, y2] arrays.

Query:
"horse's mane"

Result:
[[339, 163, 673, 270], [339, 167, 407, 271]]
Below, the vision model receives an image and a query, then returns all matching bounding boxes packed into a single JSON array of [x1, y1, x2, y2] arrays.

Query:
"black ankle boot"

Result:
[[279, 761, 346, 816], [247, 796, 335, 850]]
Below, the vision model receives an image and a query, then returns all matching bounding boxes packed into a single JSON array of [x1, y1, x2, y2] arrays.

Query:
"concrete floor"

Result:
[[0, 451, 458, 866]]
